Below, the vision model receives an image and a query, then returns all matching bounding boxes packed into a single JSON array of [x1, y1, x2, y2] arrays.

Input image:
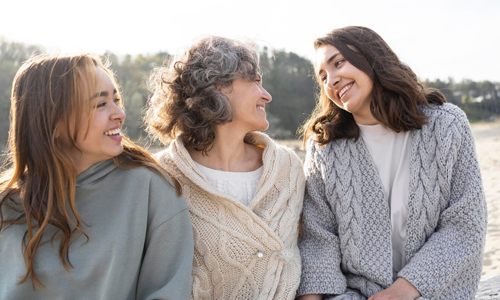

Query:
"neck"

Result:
[[353, 111, 379, 125], [187, 126, 263, 172]]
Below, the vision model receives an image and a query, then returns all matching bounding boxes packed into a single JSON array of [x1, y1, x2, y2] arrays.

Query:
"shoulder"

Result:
[[255, 132, 303, 167], [418, 103, 473, 144], [132, 166, 188, 227], [113, 164, 179, 197], [154, 147, 171, 166], [422, 103, 469, 128], [418, 103, 476, 156], [304, 136, 345, 160], [0, 192, 23, 221], [275, 141, 303, 166]]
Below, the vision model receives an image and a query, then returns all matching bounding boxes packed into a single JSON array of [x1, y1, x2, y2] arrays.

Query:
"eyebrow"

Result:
[[318, 52, 340, 76], [92, 89, 117, 99]]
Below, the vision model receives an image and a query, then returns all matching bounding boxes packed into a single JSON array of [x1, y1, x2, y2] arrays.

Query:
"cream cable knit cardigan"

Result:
[[156, 132, 305, 300], [298, 103, 487, 300]]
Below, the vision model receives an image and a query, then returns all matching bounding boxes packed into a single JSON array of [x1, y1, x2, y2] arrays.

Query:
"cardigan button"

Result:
[[279, 249, 293, 262], [256, 251, 264, 259]]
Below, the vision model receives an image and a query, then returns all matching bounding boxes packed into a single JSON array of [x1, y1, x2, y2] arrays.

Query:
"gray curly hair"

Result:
[[145, 36, 260, 153]]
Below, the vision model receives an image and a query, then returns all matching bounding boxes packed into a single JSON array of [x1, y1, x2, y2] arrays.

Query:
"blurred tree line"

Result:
[[1, 38, 500, 150]]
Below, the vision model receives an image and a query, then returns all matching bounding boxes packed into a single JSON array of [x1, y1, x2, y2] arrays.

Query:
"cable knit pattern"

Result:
[[156, 132, 305, 300], [298, 103, 487, 300]]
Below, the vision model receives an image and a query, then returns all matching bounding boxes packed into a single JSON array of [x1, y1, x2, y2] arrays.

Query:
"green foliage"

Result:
[[260, 48, 317, 139], [425, 77, 500, 121], [105, 51, 170, 142], [1, 39, 500, 151]]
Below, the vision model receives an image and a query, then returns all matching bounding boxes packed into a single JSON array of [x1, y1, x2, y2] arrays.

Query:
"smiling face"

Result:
[[67, 68, 126, 173], [316, 44, 376, 125], [220, 75, 272, 132]]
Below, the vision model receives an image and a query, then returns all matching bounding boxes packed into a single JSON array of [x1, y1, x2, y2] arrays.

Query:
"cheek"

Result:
[[324, 88, 340, 106], [323, 86, 334, 99], [74, 115, 99, 145], [361, 75, 374, 94]]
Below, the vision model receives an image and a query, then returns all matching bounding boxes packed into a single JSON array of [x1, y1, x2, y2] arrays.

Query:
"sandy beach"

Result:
[[472, 120, 500, 277]]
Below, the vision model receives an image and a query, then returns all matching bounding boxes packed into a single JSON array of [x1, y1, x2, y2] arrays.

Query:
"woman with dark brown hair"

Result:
[[297, 26, 487, 300], [0, 53, 193, 299], [145, 36, 305, 300]]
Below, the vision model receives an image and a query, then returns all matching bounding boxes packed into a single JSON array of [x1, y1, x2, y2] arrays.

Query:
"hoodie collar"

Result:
[[76, 158, 117, 187]]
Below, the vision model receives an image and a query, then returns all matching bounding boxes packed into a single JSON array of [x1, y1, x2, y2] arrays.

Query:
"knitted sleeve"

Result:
[[398, 108, 487, 299], [297, 141, 347, 296]]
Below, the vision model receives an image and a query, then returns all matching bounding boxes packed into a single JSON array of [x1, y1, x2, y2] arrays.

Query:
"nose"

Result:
[[261, 86, 272, 103], [326, 73, 341, 90], [112, 103, 126, 123]]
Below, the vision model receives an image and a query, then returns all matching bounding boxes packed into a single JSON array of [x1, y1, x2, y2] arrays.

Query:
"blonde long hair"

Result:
[[0, 53, 179, 290]]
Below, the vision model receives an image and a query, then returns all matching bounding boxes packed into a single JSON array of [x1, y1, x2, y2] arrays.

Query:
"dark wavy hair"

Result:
[[0, 53, 180, 290], [301, 26, 445, 145], [145, 36, 260, 153]]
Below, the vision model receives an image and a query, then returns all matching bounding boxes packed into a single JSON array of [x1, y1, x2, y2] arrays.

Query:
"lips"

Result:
[[257, 105, 265, 112], [338, 83, 353, 99]]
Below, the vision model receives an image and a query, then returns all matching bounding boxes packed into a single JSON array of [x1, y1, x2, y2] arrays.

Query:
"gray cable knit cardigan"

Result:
[[297, 103, 487, 300]]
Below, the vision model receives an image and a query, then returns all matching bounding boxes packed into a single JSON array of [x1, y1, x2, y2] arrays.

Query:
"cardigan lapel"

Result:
[[246, 132, 279, 210], [404, 111, 445, 263], [165, 133, 286, 249], [331, 138, 393, 285]]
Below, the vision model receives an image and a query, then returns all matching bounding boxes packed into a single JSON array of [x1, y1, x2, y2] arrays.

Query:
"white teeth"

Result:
[[257, 106, 265, 112], [339, 84, 353, 98], [104, 128, 121, 136]]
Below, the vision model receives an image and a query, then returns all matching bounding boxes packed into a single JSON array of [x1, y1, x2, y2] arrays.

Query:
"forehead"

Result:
[[86, 68, 117, 102], [316, 45, 341, 70], [94, 68, 115, 91]]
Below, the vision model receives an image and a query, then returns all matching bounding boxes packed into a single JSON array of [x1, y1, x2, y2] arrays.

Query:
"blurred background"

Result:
[[1, 0, 499, 145]]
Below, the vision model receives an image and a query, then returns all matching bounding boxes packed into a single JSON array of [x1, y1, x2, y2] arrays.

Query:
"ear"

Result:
[[53, 120, 72, 143], [218, 83, 232, 96], [53, 123, 62, 139]]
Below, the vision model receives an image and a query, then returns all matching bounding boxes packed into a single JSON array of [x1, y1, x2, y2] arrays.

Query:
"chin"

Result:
[[109, 148, 124, 158], [257, 122, 269, 131]]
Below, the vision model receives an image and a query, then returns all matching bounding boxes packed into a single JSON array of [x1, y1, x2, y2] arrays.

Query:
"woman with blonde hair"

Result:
[[297, 26, 487, 300], [0, 53, 193, 299], [145, 36, 305, 300]]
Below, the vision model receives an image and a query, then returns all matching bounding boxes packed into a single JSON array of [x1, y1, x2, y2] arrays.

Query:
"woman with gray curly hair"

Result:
[[145, 36, 305, 300]]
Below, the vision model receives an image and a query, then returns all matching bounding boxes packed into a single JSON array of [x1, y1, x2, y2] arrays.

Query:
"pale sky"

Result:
[[1, 0, 499, 82]]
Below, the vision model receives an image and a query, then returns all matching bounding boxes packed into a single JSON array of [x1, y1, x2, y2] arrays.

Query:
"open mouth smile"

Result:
[[104, 128, 121, 136], [338, 83, 353, 99]]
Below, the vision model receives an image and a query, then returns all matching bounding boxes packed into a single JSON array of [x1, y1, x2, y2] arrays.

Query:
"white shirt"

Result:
[[358, 123, 412, 273], [194, 162, 263, 206]]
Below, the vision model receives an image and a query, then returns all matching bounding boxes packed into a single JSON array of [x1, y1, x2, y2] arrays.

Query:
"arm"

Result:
[[137, 176, 194, 300], [297, 141, 347, 297], [398, 111, 487, 298]]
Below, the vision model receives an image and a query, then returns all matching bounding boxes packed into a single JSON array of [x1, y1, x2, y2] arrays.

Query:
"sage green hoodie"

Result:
[[0, 159, 194, 300]]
